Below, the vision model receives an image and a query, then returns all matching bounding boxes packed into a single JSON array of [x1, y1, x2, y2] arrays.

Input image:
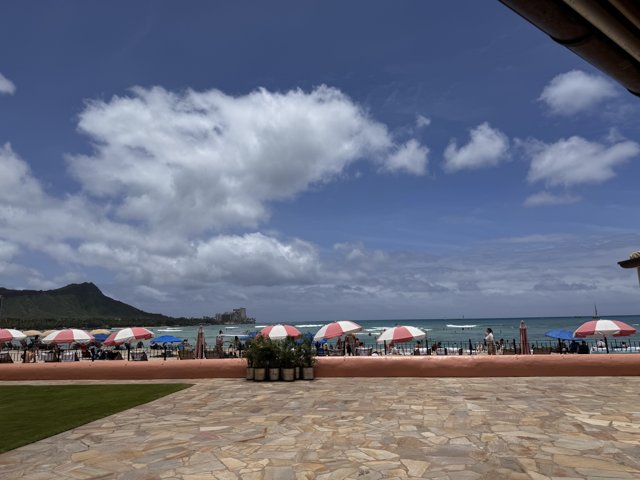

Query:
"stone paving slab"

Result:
[[1, 377, 640, 479]]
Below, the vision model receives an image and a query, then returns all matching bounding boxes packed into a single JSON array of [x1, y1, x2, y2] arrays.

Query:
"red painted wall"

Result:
[[1, 355, 639, 381]]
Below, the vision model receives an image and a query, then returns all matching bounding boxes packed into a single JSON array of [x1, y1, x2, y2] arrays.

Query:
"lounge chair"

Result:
[[0, 352, 13, 363], [131, 351, 148, 361], [61, 351, 79, 362]]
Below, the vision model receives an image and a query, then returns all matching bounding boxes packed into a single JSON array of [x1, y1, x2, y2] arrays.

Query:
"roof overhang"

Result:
[[499, 0, 640, 96]]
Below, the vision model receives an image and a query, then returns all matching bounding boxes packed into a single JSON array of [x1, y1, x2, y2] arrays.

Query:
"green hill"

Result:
[[0, 282, 175, 330]]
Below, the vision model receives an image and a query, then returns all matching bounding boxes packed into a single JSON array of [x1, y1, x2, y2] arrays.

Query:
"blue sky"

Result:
[[1, 1, 639, 321]]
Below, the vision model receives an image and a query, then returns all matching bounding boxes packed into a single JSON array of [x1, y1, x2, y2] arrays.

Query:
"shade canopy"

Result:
[[151, 335, 183, 344], [90, 329, 111, 335], [544, 329, 578, 341], [42, 328, 93, 344], [259, 324, 302, 340], [314, 321, 362, 341], [376, 326, 426, 344], [0, 328, 26, 343], [110, 327, 154, 344], [574, 319, 636, 338], [22, 330, 43, 337]]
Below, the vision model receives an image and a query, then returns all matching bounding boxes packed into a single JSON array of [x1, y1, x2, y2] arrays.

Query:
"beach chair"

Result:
[[61, 351, 79, 362], [131, 351, 148, 361], [0, 352, 13, 363], [42, 351, 58, 362], [178, 350, 195, 360]]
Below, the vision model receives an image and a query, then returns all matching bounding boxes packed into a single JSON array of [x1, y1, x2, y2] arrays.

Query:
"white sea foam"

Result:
[[294, 324, 323, 328], [158, 328, 183, 332], [446, 324, 477, 328]]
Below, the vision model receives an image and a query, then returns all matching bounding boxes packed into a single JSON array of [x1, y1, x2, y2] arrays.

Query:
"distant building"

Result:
[[214, 307, 253, 324]]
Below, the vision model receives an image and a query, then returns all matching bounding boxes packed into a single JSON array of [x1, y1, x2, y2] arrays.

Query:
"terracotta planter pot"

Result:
[[281, 367, 295, 382], [253, 368, 266, 381], [268, 367, 280, 381]]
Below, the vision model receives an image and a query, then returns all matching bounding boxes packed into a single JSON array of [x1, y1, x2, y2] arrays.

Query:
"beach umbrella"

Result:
[[195, 326, 205, 359], [574, 319, 636, 353], [314, 320, 362, 341], [101, 332, 120, 346], [376, 326, 426, 344], [41, 328, 93, 345], [150, 335, 183, 344], [0, 328, 26, 343], [544, 329, 578, 341], [41, 330, 56, 337], [23, 330, 43, 337], [93, 333, 109, 342], [259, 324, 302, 340], [109, 327, 154, 345], [519, 320, 531, 355], [90, 328, 111, 335]]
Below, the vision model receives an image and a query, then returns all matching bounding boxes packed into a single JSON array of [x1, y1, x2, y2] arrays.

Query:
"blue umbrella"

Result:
[[93, 333, 109, 342], [151, 335, 183, 344], [544, 329, 578, 341]]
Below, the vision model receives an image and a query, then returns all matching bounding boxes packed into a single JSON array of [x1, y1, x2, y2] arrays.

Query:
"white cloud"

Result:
[[524, 191, 581, 207], [416, 114, 431, 128], [68, 85, 428, 234], [539, 70, 618, 115], [0, 72, 16, 95], [383, 139, 429, 175], [443, 122, 509, 172], [525, 136, 639, 186]]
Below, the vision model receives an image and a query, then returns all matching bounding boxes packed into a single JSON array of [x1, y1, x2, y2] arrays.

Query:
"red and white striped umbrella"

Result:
[[574, 319, 636, 338], [42, 328, 93, 344], [259, 324, 302, 340], [105, 327, 154, 345], [376, 326, 426, 344], [314, 320, 362, 341], [0, 328, 26, 343]]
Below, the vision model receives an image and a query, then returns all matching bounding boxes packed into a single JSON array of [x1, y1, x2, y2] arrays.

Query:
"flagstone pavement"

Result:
[[1, 377, 640, 479]]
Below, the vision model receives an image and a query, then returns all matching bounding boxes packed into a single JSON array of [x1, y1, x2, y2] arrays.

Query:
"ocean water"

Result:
[[143, 315, 640, 348]]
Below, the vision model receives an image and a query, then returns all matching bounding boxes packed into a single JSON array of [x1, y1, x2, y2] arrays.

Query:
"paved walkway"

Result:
[[1, 377, 640, 479]]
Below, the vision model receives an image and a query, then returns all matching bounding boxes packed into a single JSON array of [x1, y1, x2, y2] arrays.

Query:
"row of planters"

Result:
[[244, 336, 316, 381]]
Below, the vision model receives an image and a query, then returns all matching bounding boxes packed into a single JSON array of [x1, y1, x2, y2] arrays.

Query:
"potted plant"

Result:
[[251, 336, 268, 381], [243, 338, 256, 380], [299, 338, 316, 380], [266, 340, 280, 381], [279, 339, 296, 382]]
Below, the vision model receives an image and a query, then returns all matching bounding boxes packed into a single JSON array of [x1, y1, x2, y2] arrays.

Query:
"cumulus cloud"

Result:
[[524, 191, 581, 207], [67, 85, 428, 234], [524, 136, 639, 186], [0, 72, 16, 95], [443, 122, 509, 172], [415, 114, 431, 128], [383, 139, 429, 175], [539, 70, 618, 115]]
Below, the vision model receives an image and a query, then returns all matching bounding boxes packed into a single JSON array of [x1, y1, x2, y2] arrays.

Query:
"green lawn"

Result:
[[0, 383, 191, 453]]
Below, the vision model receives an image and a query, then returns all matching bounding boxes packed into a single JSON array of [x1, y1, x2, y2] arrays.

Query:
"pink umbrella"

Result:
[[0, 328, 26, 343], [259, 324, 302, 340], [574, 319, 636, 353], [195, 326, 205, 359], [41, 328, 93, 344], [108, 327, 154, 345], [376, 326, 426, 344], [314, 320, 362, 341], [519, 320, 531, 355]]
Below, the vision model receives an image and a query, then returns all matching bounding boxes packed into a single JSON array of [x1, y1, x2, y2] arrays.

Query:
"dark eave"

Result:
[[499, 0, 640, 97], [618, 257, 640, 269]]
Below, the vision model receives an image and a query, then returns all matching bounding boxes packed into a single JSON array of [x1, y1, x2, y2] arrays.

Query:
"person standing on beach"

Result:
[[215, 330, 224, 358], [485, 328, 496, 355]]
